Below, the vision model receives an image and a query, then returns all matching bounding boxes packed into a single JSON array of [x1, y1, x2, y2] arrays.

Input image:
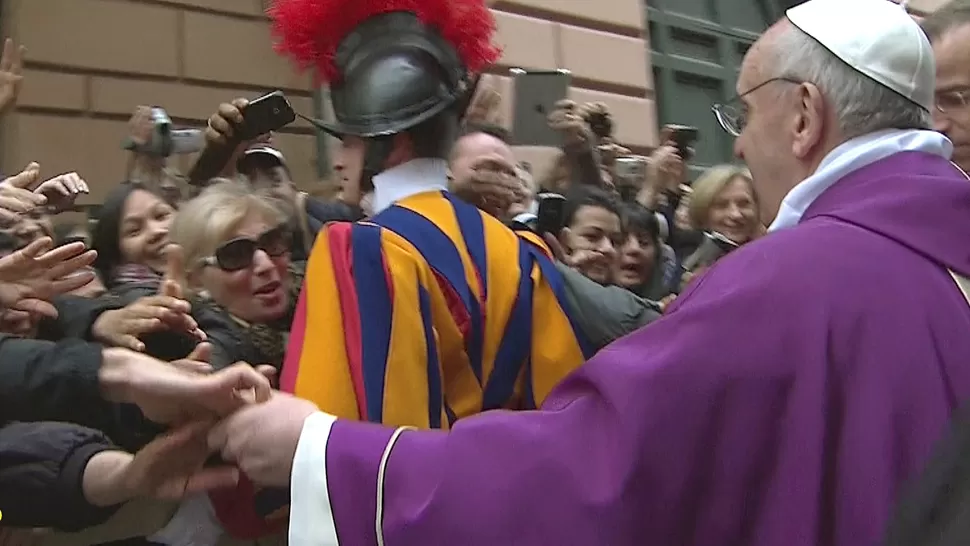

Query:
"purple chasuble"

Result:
[[312, 152, 970, 545]]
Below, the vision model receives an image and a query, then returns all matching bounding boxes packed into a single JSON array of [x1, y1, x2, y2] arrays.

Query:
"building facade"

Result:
[[0, 0, 953, 204]]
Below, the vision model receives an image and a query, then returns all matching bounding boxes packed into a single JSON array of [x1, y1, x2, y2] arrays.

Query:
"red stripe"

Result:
[[434, 270, 472, 339], [279, 288, 307, 393], [328, 224, 368, 418]]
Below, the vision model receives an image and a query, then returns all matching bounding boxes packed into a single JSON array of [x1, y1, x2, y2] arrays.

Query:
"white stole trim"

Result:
[[289, 411, 340, 546], [768, 129, 953, 232]]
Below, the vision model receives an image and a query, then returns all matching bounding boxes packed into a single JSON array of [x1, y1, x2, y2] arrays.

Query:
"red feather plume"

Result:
[[268, 0, 501, 84]]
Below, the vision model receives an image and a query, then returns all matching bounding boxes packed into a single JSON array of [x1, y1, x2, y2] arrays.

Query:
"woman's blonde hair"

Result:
[[171, 179, 287, 288], [688, 164, 757, 230]]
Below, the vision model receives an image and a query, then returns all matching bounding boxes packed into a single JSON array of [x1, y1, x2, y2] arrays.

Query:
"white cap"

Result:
[[786, 0, 935, 112]]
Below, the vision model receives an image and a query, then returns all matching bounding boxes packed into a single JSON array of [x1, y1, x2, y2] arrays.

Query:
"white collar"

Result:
[[371, 158, 449, 214], [768, 129, 953, 232]]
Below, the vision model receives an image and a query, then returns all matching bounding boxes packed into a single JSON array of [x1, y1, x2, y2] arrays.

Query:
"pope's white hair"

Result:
[[768, 24, 932, 139]]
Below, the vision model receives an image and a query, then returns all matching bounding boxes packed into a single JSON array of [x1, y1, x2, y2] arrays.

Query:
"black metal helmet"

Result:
[[271, 0, 500, 146], [308, 12, 471, 139]]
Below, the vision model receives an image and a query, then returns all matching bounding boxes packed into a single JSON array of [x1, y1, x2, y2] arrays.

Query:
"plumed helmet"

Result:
[[269, 0, 501, 139]]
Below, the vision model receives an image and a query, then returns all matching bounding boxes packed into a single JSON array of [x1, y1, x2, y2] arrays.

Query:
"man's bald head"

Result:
[[450, 123, 513, 164]]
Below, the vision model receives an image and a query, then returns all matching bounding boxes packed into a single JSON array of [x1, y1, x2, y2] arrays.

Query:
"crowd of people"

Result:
[[0, 0, 968, 543]]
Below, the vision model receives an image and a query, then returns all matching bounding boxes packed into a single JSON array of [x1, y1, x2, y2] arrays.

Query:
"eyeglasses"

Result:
[[200, 224, 292, 272], [935, 88, 970, 115], [712, 76, 804, 137]]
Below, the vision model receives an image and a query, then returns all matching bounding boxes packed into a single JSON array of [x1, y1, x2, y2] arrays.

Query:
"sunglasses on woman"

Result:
[[201, 224, 292, 272]]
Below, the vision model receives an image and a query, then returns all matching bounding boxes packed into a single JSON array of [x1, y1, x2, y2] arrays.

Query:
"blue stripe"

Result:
[[522, 357, 537, 410], [444, 192, 489, 298], [372, 204, 485, 383], [525, 239, 597, 359], [350, 223, 393, 422], [481, 238, 534, 410], [418, 284, 442, 428], [442, 193, 487, 380]]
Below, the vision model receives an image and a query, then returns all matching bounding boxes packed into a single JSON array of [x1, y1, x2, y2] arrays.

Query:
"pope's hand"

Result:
[[207, 392, 319, 488]]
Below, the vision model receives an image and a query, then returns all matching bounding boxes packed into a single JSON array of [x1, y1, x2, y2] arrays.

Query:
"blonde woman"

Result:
[[169, 180, 302, 544], [170, 180, 301, 373], [688, 164, 762, 245]]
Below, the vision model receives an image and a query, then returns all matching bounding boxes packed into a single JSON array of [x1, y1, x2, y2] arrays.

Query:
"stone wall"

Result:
[[0, 0, 656, 201]]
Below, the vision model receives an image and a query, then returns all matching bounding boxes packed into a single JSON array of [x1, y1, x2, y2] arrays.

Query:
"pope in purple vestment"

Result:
[[207, 0, 970, 544], [290, 150, 970, 546]]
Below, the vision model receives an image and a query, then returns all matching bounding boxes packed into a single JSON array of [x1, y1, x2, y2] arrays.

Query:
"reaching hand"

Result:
[[0, 163, 46, 226], [464, 76, 502, 126], [0, 238, 96, 319], [127, 421, 239, 499], [89, 245, 206, 351], [91, 295, 205, 352], [160, 244, 187, 299], [99, 346, 271, 425], [450, 155, 524, 218], [547, 100, 593, 148], [82, 422, 239, 507], [128, 106, 155, 148], [0, 38, 25, 117], [170, 342, 214, 374], [33, 172, 89, 213], [541, 233, 601, 271], [657, 293, 678, 314], [648, 127, 687, 192]]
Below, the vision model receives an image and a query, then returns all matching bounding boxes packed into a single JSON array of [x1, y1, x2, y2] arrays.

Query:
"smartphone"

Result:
[[510, 68, 571, 147], [666, 124, 699, 159], [238, 91, 296, 140], [681, 231, 739, 273], [536, 192, 567, 236]]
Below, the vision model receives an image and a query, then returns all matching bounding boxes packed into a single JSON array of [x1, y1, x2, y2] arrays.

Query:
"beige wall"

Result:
[[486, 0, 655, 176], [0, 0, 321, 204], [0, 0, 654, 202]]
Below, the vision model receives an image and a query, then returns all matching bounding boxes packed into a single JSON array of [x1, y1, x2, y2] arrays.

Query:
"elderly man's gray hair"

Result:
[[768, 24, 932, 140]]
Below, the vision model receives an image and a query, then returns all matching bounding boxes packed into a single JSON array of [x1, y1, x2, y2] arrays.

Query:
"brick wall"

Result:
[[0, 0, 656, 202], [0, 0, 318, 203], [487, 0, 656, 176]]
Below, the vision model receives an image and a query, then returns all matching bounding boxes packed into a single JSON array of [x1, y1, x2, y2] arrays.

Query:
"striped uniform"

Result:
[[279, 190, 593, 427]]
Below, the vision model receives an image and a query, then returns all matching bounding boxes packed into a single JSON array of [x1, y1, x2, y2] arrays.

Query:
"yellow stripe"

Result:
[[530, 268, 587, 405], [479, 214, 525, 392], [379, 231, 434, 428], [293, 227, 360, 420]]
